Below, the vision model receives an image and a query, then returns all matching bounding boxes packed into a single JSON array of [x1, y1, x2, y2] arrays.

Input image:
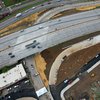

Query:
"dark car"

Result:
[[8, 53, 12, 55], [10, 55, 15, 58]]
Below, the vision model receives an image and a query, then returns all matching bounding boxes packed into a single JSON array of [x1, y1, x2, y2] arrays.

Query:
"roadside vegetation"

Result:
[[0, 0, 49, 23], [0, 63, 17, 74], [0, 66, 12, 74], [2, 0, 25, 7]]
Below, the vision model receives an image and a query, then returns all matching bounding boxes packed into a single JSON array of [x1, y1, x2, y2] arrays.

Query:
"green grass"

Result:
[[3, 0, 25, 7], [0, 66, 11, 74], [0, 0, 49, 23], [0, 63, 17, 74]]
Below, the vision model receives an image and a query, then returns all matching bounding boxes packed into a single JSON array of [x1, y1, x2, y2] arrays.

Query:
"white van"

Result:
[[15, 13, 22, 18]]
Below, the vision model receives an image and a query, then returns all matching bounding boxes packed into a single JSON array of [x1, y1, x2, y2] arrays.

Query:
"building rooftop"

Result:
[[0, 64, 27, 90]]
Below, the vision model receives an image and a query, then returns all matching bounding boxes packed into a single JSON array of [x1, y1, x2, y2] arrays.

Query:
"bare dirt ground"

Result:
[[50, 9, 84, 20], [41, 32, 100, 83], [34, 53, 48, 87], [64, 65, 100, 100], [57, 43, 100, 85], [0, 9, 50, 37]]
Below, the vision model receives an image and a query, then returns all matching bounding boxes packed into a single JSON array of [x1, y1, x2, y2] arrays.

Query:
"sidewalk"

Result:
[[49, 35, 100, 85]]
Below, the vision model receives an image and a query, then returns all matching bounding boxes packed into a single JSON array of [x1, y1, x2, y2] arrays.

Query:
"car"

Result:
[[8, 96, 11, 99], [24, 80, 29, 83], [96, 54, 99, 58], [15, 13, 22, 18], [32, 45, 36, 48], [31, 64, 33, 66], [41, 4, 44, 6], [8, 52, 12, 55], [31, 6, 36, 10], [64, 80, 68, 83], [14, 85, 18, 88], [37, 46, 42, 49], [34, 73, 39, 76], [7, 87, 11, 91], [20, 29, 24, 32], [48, 2, 51, 4], [33, 40, 36, 43], [39, 26, 43, 29], [10, 55, 15, 58], [63, 55, 66, 60], [25, 9, 30, 12]]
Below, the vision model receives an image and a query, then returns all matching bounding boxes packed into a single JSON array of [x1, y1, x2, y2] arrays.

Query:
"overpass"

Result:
[[0, 0, 100, 30], [0, 8, 100, 67]]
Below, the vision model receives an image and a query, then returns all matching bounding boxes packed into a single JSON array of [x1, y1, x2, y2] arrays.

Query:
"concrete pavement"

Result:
[[0, 0, 80, 30], [0, 9, 100, 67], [36, 1, 100, 23], [25, 56, 53, 100]]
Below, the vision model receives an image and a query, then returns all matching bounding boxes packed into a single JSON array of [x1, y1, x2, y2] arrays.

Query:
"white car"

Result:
[[14, 85, 18, 88], [7, 87, 11, 91], [64, 80, 68, 83], [24, 80, 29, 83], [15, 13, 22, 18], [31, 6, 36, 10], [25, 9, 30, 12]]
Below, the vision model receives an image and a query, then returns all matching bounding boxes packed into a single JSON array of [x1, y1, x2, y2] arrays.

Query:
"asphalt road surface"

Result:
[[36, 1, 100, 23], [50, 54, 100, 100], [0, 9, 100, 67], [0, 0, 79, 30]]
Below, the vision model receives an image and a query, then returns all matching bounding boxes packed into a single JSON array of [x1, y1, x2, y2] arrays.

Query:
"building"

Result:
[[0, 64, 27, 90], [0, 0, 5, 9]]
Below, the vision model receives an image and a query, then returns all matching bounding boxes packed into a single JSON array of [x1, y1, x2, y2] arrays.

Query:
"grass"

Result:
[[0, 63, 17, 74], [0, 65, 12, 74], [0, 0, 49, 23], [3, 0, 25, 7]]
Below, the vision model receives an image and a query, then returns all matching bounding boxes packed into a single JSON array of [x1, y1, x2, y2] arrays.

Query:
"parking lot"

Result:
[[0, 78, 38, 100]]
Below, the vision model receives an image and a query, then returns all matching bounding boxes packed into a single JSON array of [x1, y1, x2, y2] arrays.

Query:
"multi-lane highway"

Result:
[[36, 1, 100, 23], [0, 0, 79, 30], [0, 8, 100, 67]]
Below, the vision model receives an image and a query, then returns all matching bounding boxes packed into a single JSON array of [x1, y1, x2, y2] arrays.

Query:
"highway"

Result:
[[0, 0, 79, 30], [36, 1, 100, 23], [0, 9, 100, 67]]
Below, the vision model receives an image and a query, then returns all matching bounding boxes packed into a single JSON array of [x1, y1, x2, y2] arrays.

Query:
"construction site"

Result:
[[0, 1, 100, 100]]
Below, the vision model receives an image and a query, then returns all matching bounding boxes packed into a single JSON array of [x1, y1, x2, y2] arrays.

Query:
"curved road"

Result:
[[0, 0, 80, 30], [49, 35, 100, 85], [60, 54, 100, 100], [36, 1, 100, 23], [0, 9, 100, 67]]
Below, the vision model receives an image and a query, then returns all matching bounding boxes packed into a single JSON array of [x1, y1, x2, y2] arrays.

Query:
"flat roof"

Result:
[[0, 64, 26, 90]]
